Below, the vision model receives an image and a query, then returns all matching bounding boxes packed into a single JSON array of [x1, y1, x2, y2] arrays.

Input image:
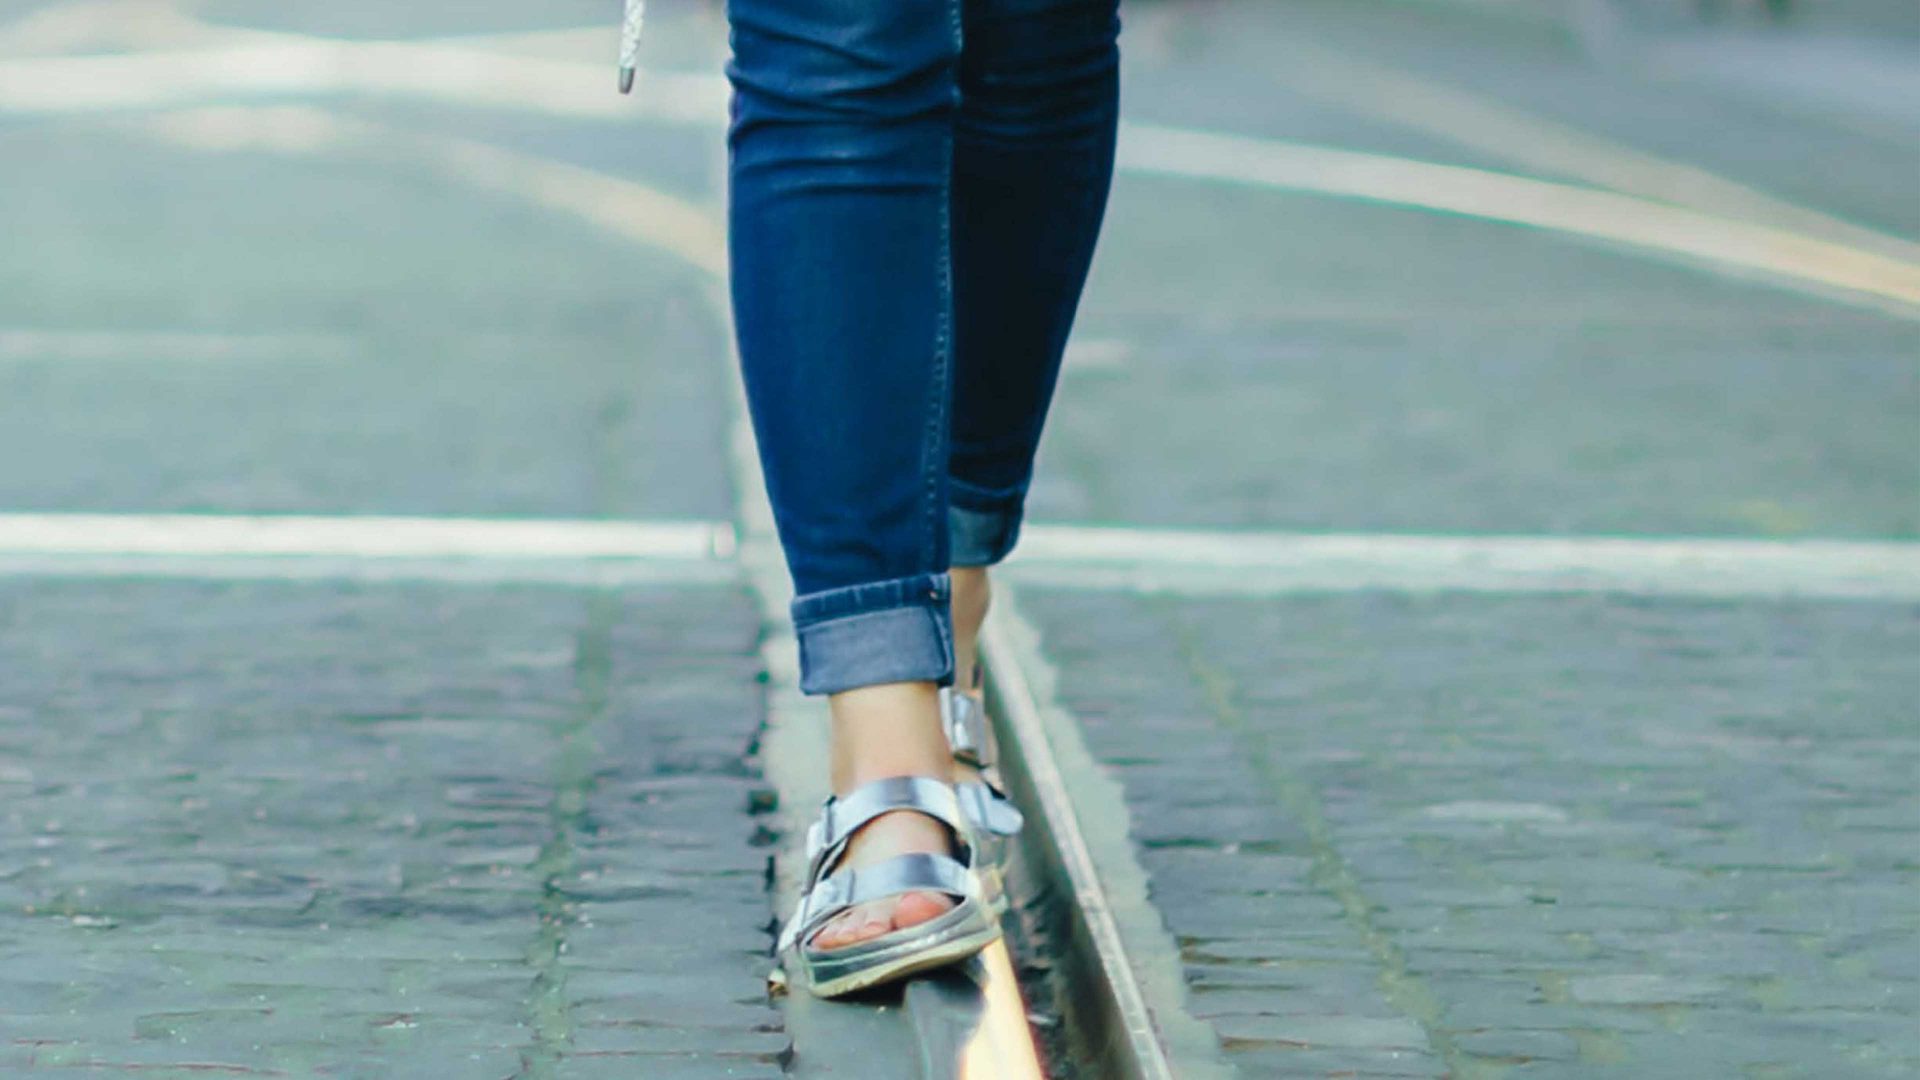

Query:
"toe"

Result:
[[849, 898, 897, 942], [813, 908, 868, 950], [812, 901, 888, 950], [808, 912, 849, 950], [893, 890, 955, 930]]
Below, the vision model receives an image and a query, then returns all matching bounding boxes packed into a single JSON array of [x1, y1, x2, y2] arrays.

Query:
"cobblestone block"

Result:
[[1182, 937, 1374, 965], [557, 1054, 787, 1079], [1565, 973, 1726, 1006], [1191, 984, 1414, 1019], [1223, 1047, 1444, 1077], [1209, 1012, 1430, 1050], [1452, 1028, 1581, 1062]]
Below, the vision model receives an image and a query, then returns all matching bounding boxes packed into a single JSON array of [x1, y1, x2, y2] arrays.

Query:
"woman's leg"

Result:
[[728, 0, 964, 697], [947, 0, 1120, 574], [727, 0, 1120, 950], [948, 0, 1121, 695], [726, 0, 967, 948]]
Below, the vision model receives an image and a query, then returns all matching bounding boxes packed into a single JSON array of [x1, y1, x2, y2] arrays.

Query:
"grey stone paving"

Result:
[[0, 580, 784, 1077], [1041, 178, 1920, 539], [1, 7, 781, 1074], [0, 123, 734, 521], [1027, 0, 1920, 541], [1019, 587, 1920, 1077]]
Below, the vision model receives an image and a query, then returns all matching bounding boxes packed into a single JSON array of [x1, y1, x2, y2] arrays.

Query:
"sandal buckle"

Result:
[[939, 686, 989, 767], [803, 816, 828, 865]]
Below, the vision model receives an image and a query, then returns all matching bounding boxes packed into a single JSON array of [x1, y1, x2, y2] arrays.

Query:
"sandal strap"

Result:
[[777, 852, 974, 954], [938, 686, 990, 767], [802, 775, 969, 888], [957, 778, 1025, 837]]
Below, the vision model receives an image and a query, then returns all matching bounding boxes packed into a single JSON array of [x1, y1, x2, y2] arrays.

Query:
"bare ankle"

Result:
[[826, 681, 953, 794], [950, 565, 991, 695]]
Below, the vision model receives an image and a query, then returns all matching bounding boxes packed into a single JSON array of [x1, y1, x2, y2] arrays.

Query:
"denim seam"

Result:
[[790, 571, 948, 627], [947, 475, 1021, 513], [948, 501, 1022, 568], [949, 502, 1018, 531], [798, 604, 934, 635], [920, 0, 963, 574]]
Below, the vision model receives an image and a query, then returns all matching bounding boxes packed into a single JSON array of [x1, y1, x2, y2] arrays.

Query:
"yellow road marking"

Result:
[[1121, 122, 1920, 316], [143, 105, 727, 277], [1257, 36, 1920, 267]]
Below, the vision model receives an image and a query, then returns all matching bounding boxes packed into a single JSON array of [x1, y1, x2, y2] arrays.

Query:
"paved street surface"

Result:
[[1, 0, 1914, 1075], [1023, 590, 1917, 1077], [0, 582, 784, 1076]]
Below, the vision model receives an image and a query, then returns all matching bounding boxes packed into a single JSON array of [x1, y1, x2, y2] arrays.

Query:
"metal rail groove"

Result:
[[977, 598, 1182, 1080]]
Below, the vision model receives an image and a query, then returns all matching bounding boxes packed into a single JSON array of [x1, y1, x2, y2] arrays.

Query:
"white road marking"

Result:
[[1063, 338, 1134, 372], [0, 0, 219, 55], [1003, 525, 1920, 602], [0, 328, 352, 361], [427, 26, 617, 62], [2, 513, 1912, 601], [0, 554, 740, 587], [0, 513, 736, 560], [0, 36, 725, 125]]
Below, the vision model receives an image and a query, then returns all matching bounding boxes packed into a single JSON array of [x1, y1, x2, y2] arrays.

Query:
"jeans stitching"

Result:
[[920, 0, 964, 578], [790, 570, 945, 626]]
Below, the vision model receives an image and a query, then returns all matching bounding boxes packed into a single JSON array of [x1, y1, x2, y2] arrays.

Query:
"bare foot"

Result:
[[812, 652, 969, 952], [807, 804, 958, 950]]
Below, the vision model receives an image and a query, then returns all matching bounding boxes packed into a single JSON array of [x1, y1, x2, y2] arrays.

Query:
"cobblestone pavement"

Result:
[[0, 3, 776, 1074], [1007, 15, 1920, 1070], [1021, 589, 1919, 1077], [0, 581, 785, 1077]]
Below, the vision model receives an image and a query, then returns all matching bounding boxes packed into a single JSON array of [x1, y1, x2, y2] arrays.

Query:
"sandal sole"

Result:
[[792, 896, 1003, 998]]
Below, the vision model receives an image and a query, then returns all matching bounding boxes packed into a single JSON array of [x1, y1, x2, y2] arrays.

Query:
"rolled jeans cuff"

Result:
[[791, 571, 954, 696], [948, 497, 1024, 568]]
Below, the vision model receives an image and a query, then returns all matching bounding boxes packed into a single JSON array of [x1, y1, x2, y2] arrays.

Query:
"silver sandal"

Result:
[[774, 775, 1004, 998], [939, 686, 1026, 861]]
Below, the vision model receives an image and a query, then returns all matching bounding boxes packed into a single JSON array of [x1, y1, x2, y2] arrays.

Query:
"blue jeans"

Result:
[[726, 0, 1121, 695]]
